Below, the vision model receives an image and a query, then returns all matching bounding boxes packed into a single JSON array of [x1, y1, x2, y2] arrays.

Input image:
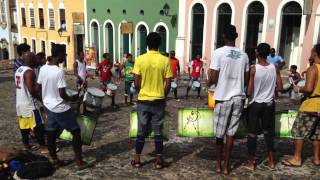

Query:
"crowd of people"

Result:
[[10, 24, 320, 175]]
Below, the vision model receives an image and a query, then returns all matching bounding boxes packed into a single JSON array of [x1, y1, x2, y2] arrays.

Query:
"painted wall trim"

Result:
[[102, 19, 116, 61], [134, 21, 150, 57]]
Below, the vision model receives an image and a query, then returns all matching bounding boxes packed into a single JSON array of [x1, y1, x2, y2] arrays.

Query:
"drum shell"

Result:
[[84, 92, 104, 107], [191, 81, 200, 91]]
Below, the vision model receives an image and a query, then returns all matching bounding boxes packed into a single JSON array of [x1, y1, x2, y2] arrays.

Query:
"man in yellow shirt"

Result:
[[283, 44, 320, 167], [131, 32, 172, 169]]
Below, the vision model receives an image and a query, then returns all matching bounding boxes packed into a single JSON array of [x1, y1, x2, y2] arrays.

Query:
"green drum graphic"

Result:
[[177, 108, 247, 138], [275, 110, 298, 138], [129, 111, 169, 140], [60, 115, 97, 145]]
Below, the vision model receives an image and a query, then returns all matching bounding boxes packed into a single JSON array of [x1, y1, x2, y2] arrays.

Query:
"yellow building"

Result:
[[17, 0, 85, 69]]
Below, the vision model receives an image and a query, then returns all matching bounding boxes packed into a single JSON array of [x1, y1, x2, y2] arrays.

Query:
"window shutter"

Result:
[[49, 8, 55, 29], [29, 8, 35, 28]]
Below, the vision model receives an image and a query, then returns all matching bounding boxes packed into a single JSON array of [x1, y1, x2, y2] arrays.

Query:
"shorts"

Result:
[[137, 100, 165, 136], [102, 79, 112, 86], [214, 97, 244, 138], [114, 70, 120, 77], [45, 108, 79, 132], [291, 112, 320, 140], [125, 81, 134, 96], [18, 109, 44, 129]]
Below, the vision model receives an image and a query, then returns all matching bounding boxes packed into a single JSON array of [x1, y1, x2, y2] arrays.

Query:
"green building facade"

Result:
[[86, 0, 179, 64]]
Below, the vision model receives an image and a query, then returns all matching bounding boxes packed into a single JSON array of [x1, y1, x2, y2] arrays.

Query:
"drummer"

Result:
[[97, 53, 117, 108], [73, 51, 88, 114], [123, 53, 135, 105], [288, 65, 302, 106], [186, 53, 204, 99], [169, 51, 180, 100]]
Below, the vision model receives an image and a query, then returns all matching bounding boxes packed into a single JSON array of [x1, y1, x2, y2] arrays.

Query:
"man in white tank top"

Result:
[[73, 51, 87, 113], [15, 52, 47, 153], [246, 43, 283, 171]]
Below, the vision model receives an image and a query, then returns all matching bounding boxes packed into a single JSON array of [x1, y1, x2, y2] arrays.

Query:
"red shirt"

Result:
[[190, 59, 203, 78], [170, 57, 180, 79], [98, 60, 112, 81]]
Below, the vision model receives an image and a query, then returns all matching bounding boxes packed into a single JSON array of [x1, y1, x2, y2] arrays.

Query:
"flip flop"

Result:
[[242, 165, 255, 172], [281, 159, 301, 167], [154, 160, 170, 170], [131, 160, 142, 168], [312, 161, 320, 166]]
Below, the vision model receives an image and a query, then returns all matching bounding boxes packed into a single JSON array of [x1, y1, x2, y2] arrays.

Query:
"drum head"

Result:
[[107, 83, 118, 91], [171, 82, 177, 88], [87, 87, 105, 97], [297, 80, 305, 88], [283, 83, 292, 91], [192, 81, 200, 88], [66, 89, 78, 96]]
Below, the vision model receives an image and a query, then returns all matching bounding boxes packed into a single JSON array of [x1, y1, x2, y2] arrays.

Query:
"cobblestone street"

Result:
[[0, 69, 319, 179]]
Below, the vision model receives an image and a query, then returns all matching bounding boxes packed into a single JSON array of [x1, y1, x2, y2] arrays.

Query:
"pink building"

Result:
[[175, 0, 320, 72]]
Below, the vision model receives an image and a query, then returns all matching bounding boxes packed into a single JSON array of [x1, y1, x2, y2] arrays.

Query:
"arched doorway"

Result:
[[104, 22, 114, 60], [216, 3, 232, 49], [245, 1, 264, 64], [137, 25, 148, 55], [91, 21, 100, 64], [156, 26, 167, 54], [279, 1, 302, 67], [190, 3, 204, 61]]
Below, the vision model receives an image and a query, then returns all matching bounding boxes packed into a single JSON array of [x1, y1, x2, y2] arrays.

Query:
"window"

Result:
[[21, 8, 26, 26], [32, 39, 36, 53], [41, 40, 46, 54], [29, 8, 35, 28], [0, 0, 7, 25], [48, 8, 55, 29], [59, 9, 66, 31], [38, 8, 44, 29]]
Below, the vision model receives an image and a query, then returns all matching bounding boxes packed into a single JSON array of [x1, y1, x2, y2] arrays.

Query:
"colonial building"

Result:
[[16, 0, 85, 69], [0, 0, 19, 60], [85, 0, 179, 66], [176, 0, 320, 72]]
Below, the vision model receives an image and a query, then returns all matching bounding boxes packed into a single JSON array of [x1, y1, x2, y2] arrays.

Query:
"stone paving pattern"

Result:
[[0, 69, 319, 179]]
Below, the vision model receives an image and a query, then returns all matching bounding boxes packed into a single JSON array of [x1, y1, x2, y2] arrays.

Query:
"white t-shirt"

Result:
[[37, 64, 71, 113], [251, 64, 277, 103], [210, 46, 249, 101]]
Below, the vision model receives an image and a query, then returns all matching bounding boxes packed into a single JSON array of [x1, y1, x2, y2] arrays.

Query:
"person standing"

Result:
[[267, 48, 285, 69], [14, 43, 31, 72], [15, 52, 48, 153], [186, 54, 204, 99], [37, 44, 88, 169], [246, 43, 283, 171], [73, 51, 87, 113], [131, 32, 172, 169], [97, 53, 117, 108], [123, 53, 135, 105], [282, 44, 320, 167], [207, 25, 249, 174], [169, 51, 180, 100]]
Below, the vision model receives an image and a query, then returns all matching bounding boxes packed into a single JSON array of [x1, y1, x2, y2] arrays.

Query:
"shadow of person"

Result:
[[82, 138, 133, 164]]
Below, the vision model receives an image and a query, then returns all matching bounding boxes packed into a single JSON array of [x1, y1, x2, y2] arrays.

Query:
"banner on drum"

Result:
[[177, 108, 248, 138], [275, 110, 298, 138], [129, 111, 169, 140], [60, 115, 97, 145]]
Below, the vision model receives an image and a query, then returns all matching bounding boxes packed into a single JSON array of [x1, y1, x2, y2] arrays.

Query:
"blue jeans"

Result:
[[45, 108, 80, 132], [135, 100, 166, 155], [137, 101, 165, 136]]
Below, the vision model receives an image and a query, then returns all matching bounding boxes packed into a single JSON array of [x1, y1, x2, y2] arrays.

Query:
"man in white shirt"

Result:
[[73, 51, 87, 113], [37, 44, 88, 169], [246, 43, 283, 171], [208, 25, 249, 175], [15, 52, 47, 153]]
